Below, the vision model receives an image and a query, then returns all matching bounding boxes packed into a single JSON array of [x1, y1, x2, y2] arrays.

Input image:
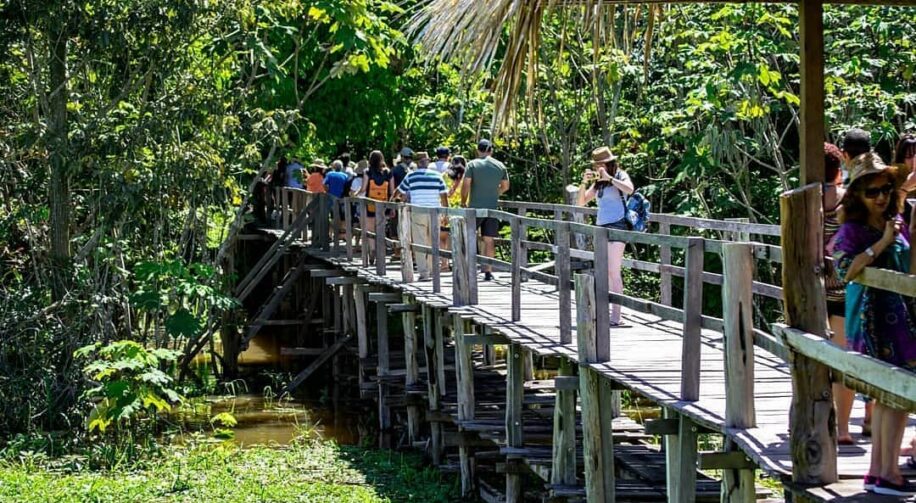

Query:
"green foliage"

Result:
[[74, 341, 182, 433]]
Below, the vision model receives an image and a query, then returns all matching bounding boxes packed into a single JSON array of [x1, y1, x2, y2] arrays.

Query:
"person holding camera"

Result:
[[577, 146, 634, 327]]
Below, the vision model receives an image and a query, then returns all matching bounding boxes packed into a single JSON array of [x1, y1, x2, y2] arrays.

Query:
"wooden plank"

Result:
[[281, 334, 352, 394], [774, 324, 916, 409], [505, 344, 524, 502], [388, 303, 421, 313], [344, 197, 354, 261], [780, 183, 836, 485], [377, 300, 391, 449], [575, 274, 615, 503], [463, 334, 510, 346], [360, 199, 369, 267], [398, 205, 415, 283], [451, 216, 471, 307], [454, 314, 476, 496], [550, 358, 576, 491], [722, 243, 759, 503], [510, 217, 522, 322], [556, 221, 572, 344], [518, 206, 528, 281], [659, 222, 672, 306], [422, 305, 443, 465], [699, 451, 756, 470], [666, 413, 698, 503], [553, 375, 579, 391], [403, 295, 420, 444], [463, 212, 479, 305], [431, 207, 441, 293], [325, 276, 361, 285], [854, 267, 916, 297], [645, 418, 679, 436], [592, 227, 610, 361], [375, 202, 386, 276], [354, 285, 371, 388], [680, 237, 704, 401], [368, 292, 402, 303]]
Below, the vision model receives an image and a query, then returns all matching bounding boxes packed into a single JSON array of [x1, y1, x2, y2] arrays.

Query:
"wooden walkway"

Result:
[[224, 188, 916, 502], [310, 250, 897, 481]]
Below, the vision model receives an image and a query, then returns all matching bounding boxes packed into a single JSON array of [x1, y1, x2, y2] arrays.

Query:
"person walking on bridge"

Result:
[[395, 151, 449, 281], [577, 146, 634, 327], [461, 139, 510, 282], [833, 153, 916, 496]]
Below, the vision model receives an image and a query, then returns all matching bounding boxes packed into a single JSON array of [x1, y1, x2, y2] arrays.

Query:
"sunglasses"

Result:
[[863, 183, 894, 199]]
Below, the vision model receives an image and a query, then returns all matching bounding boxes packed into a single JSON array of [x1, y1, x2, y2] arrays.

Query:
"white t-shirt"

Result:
[[350, 177, 363, 195], [431, 159, 450, 174]]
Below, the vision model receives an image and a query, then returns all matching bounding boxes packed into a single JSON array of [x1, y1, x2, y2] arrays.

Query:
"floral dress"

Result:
[[833, 221, 916, 371]]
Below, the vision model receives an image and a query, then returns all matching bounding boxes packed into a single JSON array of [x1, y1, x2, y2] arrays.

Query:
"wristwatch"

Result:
[[865, 247, 876, 258]]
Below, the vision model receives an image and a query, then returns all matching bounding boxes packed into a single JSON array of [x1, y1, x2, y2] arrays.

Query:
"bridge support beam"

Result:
[[422, 305, 445, 465], [664, 409, 698, 503], [505, 343, 524, 502], [402, 295, 420, 445], [550, 358, 577, 496], [453, 315, 477, 497], [575, 274, 615, 503]]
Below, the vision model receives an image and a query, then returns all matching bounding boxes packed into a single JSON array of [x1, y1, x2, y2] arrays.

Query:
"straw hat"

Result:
[[310, 159, 326, 170], [415, 151, 430, 162], [846, 153, 911, 214], [591, 146, 617, 165]]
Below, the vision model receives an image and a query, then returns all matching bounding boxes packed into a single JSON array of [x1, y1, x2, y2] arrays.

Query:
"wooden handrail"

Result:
[[853, 267, 916, 297]]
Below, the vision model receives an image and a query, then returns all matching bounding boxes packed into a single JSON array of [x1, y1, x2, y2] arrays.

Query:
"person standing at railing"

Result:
[[395, 151, 449, 282], [440, 155, 467, 272], [577, 146, 634, 327], [833, 152, 916, 497], [461, 139, 510, 282], [324, 160, 350, 237], [823, 142, 857, 446], [306, 160, 327, 193], [357, 151, 393, 263]]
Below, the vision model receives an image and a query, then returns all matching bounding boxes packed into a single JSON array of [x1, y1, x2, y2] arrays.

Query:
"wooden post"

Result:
[[422, 305, 444, 465], [505, 343, 524, 501], [435, 309, 447, 397], [799, 0, 826, 186], [681, 237, 705, 401], [557, 221, 572, 344], [565, 185, 589, 251], [551, 358, 577, 490], [344, 198, 354, 261], [332, 196, 341, 255], [360, 200, 369, 267], [592, 227, 611, 361], [721, 243, 757, 502], [454, 315, 476, 496], [451, 216, 471, 306], [320, 194, 331, 251], [518, 205, 528, 281], [463, 211, 479, 305], [663, 408, 698, 503], [354, 284, 370, 389], [431, 207, 441, 293], [510, 217, 522, 322], [377, 299, 392, 448], [375, 202, 386, 276], [724, 217, 750, 242], [659, 222, 673, 306], [398, 205, 414, 283], [403, 295, 420, 444], [781, 183, 836, 485], [575, 273, 615, 503]]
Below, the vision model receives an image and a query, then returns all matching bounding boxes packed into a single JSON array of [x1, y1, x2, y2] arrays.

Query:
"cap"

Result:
[[436, 146, 450, 157], [477, 139, 493, 152], [415, 152, 430, 162], [399, 147, 414, 158]]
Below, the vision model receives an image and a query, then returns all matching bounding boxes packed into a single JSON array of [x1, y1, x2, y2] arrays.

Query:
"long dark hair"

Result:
[[840, 172, 900, 224], [894, 134, 916, 164], [449, 155, 467, 180], [368, 150, 387, 176]]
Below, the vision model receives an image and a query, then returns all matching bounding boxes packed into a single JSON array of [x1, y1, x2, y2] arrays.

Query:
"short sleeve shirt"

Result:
[[465, 156, 508, 209], [398, 169, 448, 207], [324, 171, 349, 198], [596, 170, 631, 226], [307, 172, 326, 193]]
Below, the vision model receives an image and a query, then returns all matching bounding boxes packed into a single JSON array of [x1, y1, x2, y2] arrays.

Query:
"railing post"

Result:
[[681, 237, 705, 401], [375, 202, 386, 276], [725, 217, 750, 242], [518, 206, 528, 281], [575, 273, 615, 503], [344, 197, 354, 262], [431, 207, 441, 293], [564, 185, 589, 251], [464, 210, 478, 304], [397, 205, 414, 283], [780, 183, 836, 485], [557, 221, 572, 344], [332, 195, 342, 255], [320, 194, 331, 251], [592, 226, 610, 361], [360, 200, 369, 267], [450, 216, 471, 306], [659, 222, 673, 306], [510, 217, 522, 322], [721, 242, 757, 501]]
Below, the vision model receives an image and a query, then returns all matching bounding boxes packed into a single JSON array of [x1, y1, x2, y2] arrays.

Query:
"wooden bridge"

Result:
[[222, 185, 916, 502]]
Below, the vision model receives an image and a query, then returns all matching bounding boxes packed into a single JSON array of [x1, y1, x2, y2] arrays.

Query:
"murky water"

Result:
[[170, 394, 359, 448]]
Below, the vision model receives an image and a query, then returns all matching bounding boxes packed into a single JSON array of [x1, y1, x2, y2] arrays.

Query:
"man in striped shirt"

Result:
[[396, 152, 449, 281]]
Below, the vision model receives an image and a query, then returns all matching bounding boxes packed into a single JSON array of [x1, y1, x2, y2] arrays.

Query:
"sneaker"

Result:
[[863, 475, 878, 491], [874, 478, 916, 496], [483, 272, 494, 282]]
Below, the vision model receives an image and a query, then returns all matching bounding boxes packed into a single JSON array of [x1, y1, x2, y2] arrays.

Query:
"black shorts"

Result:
[[478, 217, 500, 237], [827, 299, 845, 318]]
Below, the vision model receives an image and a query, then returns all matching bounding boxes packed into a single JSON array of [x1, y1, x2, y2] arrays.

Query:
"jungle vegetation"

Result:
[[0, 0, 913, 478]]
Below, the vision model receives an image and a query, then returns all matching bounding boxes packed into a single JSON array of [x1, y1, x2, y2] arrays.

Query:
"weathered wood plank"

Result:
[[556, 221, 572, 344], [550, 358, 577, 491], [680, 237, 704, 401], [403, 295, 420, 444], [454, 314, 476, 496], [505, 343, 524, 502]]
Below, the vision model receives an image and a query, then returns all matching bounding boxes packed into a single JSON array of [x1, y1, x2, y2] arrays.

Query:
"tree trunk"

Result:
[[48, 28, 71, 300]]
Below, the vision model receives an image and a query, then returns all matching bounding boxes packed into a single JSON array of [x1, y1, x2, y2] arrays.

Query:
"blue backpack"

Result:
[[626, 192, 651, 232]]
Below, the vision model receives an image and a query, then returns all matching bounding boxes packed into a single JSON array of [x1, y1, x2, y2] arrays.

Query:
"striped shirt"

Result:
[[398, 169, 448, 207]]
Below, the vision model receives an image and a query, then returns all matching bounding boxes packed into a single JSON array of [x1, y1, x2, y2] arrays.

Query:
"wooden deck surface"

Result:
[[302, 249, 916, 487]]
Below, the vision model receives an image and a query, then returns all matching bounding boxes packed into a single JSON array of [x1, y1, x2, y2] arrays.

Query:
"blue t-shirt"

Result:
[[596, 170, 630, 226], [324, 171, 349, 198]]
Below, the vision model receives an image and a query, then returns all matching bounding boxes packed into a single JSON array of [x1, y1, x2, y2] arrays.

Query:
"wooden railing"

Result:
[[273, 185, 916, 497]]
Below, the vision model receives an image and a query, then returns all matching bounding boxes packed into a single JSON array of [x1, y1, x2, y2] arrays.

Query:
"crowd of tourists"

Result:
[[824, 129, 916, 496]]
